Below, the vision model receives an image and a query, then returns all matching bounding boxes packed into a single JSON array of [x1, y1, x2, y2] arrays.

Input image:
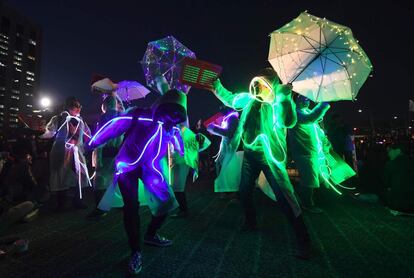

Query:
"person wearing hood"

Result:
[[88, 83, 186, 275], [209, 67, 311, 259]]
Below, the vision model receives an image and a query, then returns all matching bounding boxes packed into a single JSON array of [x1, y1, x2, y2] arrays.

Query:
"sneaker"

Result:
[[144, 234, 173, 247], [87, 209, 108, 219], [170, 210, 189, 218], [128, 251, 143, 275], [302, 205, 323, 214], [296, 241, 311, 260], [72, 199, 88, 210], [389, 209, 414, 217], [22, 208, 39, 223]]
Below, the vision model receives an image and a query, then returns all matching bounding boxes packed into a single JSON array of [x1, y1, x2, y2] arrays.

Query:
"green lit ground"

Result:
[[1, 176, 413, 277]]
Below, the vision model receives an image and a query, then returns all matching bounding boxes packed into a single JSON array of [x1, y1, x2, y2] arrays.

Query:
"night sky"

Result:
[[5, 0, 414, 129]]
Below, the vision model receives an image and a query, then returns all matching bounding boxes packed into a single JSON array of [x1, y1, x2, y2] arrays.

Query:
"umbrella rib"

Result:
[[289, 33, 342, 83], [315, 52, 328, 102]]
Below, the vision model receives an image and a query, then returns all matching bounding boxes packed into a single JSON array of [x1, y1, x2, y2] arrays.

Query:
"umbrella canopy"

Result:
[[116, 81, 150, 101], [269, 12, 372, 102], [141, 35, 196, 94]]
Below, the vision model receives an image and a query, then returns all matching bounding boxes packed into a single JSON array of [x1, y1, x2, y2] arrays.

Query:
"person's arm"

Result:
[[274, 84, 297, 128], [211, 79, 252, 110], [39, 116, 59, 139], [88, 112, 135, 149], [207, 115, 239, 138], [297, 102, 330, 124]]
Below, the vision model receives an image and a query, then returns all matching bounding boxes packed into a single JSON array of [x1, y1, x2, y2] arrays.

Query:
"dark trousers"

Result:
[[118, 168, 167, 253], [174, 192, 188, 212], [239, 151, 309, 244]]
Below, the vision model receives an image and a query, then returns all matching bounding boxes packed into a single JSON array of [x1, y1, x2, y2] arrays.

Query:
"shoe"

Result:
[[296, 241, 311, 260], [293, 215, 311, 260], [72, 199, 88, 210], [128, 251, 143, 275], [239, 223, 258, 232], [302, 205, 323, 214], [87, 209, 108, 219], [22, 208, 39, 223], [170, 210, 189, 218], [144, 234, 173, 247], [389, 209, 414, 217]]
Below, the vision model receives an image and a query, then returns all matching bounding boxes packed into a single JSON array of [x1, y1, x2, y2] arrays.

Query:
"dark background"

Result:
[[5, 0, 414, 128]]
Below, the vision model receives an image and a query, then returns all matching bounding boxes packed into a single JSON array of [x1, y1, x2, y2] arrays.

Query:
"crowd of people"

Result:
[[0, 70, 413, 274]]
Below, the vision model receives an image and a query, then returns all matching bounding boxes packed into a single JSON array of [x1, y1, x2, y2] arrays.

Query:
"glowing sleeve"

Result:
[[88, 116, 132, 149], [297, 103, 330, 124], [213, 79, 252, 109]]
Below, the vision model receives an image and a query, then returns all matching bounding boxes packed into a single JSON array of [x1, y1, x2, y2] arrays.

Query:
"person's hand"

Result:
[[207, 78, 220, 93], [206, 123, 214, 133]]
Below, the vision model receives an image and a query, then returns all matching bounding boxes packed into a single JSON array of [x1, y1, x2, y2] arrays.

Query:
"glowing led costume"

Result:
[[290, 97, 356, 200], [41, 111, 92, 198], [208, 111, 243, 193], [211, 68, 310, 258], [88, 88, 187, 262], [212, 75, 302, 215]]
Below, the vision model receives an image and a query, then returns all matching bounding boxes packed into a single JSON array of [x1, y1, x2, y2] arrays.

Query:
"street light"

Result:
[[358, 109, 363, 113], [393, 116, 398, 120], [40, 97, 51, 108]]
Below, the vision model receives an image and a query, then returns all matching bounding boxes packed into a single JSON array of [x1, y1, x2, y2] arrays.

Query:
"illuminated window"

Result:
[[14, 55, 22, 61], [10, 118, 18, 122], [29, 39, 37, 46], [14, 51, 23, 56], [13, 61, 22, 66], [15, 68, 22, 72], [26, 83, 33, 86], [0, 104, 4, 108], [0, 61, 5, 67], [0, 38, 8, 44], [9, 107, 19, 111], [26, 76, 35, 81], [11, 89, 20, 94], [0, 51, 7, 56], [28, 55, 35, 60], [27, 104, 32, 107], [14, 79, 19, 83], [11, 95, 19, 99], [0, 45, 8, 51], [0, 33, 9, 39], [26, 71, 35, 76]]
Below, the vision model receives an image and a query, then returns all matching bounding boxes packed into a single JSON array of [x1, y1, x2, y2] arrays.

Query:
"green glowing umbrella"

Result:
[[269, 12, 372, 102]]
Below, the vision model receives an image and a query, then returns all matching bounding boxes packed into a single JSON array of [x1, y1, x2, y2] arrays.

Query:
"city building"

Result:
[[0, 2, 42, 137]]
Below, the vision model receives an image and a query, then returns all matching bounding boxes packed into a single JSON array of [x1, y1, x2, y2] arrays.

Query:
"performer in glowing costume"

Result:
[[207, 109, 242, 194], [41, 97, 92, 211], [289, 95, 330, 213], [290, 95, 356, 205], [169, 121, 211, 218], [89, 94, 125, 218], [210, 68, 311, 259], [88, 88, 186, 274]]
